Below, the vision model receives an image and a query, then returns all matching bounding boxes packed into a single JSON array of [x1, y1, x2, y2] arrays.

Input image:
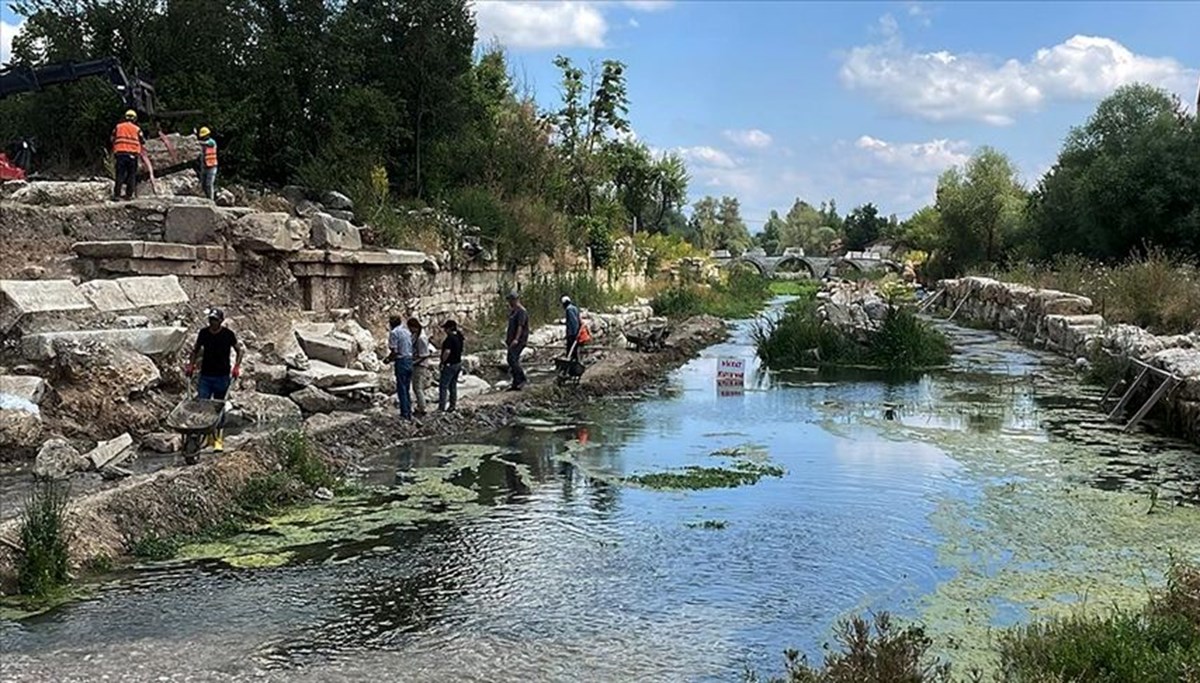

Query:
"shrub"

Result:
[[271, 429, 333, 491], [17, 480, 72, 598], [652, 270, 773, 319]]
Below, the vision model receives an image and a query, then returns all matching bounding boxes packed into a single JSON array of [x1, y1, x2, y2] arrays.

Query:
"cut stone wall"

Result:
[[937, 276, 1200, 444]]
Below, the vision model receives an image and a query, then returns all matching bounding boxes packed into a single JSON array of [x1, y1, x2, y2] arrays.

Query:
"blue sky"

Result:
[[5, 1, 1198, 228]]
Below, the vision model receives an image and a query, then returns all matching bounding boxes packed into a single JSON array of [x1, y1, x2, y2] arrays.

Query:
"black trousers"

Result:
[[113, 153, 138, 200]]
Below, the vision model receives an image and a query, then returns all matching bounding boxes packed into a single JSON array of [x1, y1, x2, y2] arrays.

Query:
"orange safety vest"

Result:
[[202, 140, 218, 168], [112, 121, 142, 155]]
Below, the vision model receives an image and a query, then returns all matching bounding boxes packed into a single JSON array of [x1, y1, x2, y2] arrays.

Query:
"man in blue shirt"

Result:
[[386, 314, 414, 420]]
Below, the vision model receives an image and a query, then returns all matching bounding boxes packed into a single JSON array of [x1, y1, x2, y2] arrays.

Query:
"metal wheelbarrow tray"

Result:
[[166, 397, 228, 463]]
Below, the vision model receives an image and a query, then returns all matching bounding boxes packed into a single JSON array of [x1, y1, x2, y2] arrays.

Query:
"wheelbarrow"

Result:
[[554, 340, 587, 387], [166, 377, 234, 464]]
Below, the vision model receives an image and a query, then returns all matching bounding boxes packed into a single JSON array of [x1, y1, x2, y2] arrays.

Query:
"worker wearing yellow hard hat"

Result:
[[111, 110, 145, 201], [197, 126, 218, 201]]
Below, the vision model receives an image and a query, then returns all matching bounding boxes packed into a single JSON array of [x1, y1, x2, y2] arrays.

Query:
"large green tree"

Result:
[[934, 147, 1027, 270], [1027, 84, 1200, 259], [841, 203, 888, 251]]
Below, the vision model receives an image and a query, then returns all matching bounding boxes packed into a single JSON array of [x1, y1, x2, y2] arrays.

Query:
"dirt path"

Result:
[[0, 316, 727, 593]]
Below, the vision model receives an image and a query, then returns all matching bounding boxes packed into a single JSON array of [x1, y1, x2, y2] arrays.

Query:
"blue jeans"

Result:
[[438, 363, 461, 411], [197, 374, 231, 428], [394, 357, 413, 419], [201, 166, 217, 201]]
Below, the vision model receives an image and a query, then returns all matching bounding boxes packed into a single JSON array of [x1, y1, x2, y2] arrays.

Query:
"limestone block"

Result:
[[1152, 348, 1200, 401], [322, 190, 354, 211], [143, 133, 201, 170], [289, 385, 344, 414], [34, 437, 87, 479], [85, 432, 134, 470], [228, 391, 302, 428], [233, 212, 308, 252], [0, 279, 92, 332], [8, 180, 110, 206], [164, 204, 222, 244], [78, 279, 136, 311], [295, 329, 356, 368], [287, 360, 374, 389], [20, 327, 188, 361], [0, 375, 48, 405], [73, 241, 147, 259], [140, 243, 198, 261], [310, 213, 362, 251], [117, 275, 189, 308]]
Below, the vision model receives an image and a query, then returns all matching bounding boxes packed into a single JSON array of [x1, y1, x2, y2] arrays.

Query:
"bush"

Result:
[[17, 480, 72, 598], [754, 300, 951, 372], [271, 429, 333, 491], [652, 270, 773, 319]]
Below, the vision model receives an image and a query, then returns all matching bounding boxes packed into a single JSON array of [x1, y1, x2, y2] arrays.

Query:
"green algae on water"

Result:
[[628, 460, 784, 491], [685, 519, 729, 530]]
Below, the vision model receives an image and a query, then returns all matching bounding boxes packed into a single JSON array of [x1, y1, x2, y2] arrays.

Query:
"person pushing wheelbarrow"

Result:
[[183, 307, 244, 452]]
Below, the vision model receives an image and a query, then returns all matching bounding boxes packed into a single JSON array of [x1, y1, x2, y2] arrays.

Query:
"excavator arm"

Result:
[[0, 57, 196, 118]]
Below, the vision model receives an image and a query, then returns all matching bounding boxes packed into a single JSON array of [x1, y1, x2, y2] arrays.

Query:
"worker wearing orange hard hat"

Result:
[[110, 110, 145, 201]]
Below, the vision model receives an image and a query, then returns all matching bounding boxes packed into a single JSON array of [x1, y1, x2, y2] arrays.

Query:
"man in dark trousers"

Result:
[[111, 110, 145, 201], [185, 308, 244, 452], [562, 295, 581, 360], [438, 319, 465, 412], [505, 291, 529, 391]]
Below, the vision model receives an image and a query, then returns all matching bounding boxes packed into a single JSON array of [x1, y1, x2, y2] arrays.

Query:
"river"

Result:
[[2, 302, 1199, 682]]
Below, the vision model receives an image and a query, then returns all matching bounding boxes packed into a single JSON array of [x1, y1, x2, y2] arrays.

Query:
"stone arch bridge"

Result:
[[712, 252, 900, 279]]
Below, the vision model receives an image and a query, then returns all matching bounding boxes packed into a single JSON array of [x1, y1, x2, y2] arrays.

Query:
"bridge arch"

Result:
[[724, 256, 768, 276], [773, 256, 817, 279]]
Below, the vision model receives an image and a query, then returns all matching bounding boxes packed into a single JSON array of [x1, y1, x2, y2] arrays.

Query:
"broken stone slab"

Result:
[[78, 279, 136, 312], [164, 204, 223, 244], [227, 391, 303, 428], [309, 213, 362, 251], [295, 329, 356, 368], [34, 437, 87, 479], [0, 279, 93, 333], [232, 212, 308, 252], [321, 190, 354, 211], [142, 432, 182, 454], [86, 432, 134, 471], [287, 360, 374, 389], [251, 363, 290, 394], [336, 318, 383, 373], [0, 375, 48, 405], [96, 258, 240, 278], [117, 275, 189, 308], [324, 381, 377, 396], [289, 385, 344, 414], [21, 326, 188, 361]]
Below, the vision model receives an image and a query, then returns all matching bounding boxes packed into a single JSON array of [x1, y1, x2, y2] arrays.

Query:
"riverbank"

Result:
[[0, 315, 727, 595]]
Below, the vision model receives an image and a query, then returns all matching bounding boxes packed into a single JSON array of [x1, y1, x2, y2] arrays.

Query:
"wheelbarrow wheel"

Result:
[[183, 433, 203, 465]]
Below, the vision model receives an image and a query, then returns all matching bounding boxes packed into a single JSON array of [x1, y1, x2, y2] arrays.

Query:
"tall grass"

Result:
[[983, 249, 1200, 335], [754, 299, 951, 372], [18, 480, 72, 598], [652, 270, 773, 319]]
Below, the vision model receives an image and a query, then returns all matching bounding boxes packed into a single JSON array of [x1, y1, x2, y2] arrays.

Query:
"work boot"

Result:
[[213, 431, 224, 452], [204, 433, 214, 448]]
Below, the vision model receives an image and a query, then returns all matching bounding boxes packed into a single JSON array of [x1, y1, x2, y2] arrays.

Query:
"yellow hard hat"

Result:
[[124, 110, 137, 121], [198, 127, 211, 138]]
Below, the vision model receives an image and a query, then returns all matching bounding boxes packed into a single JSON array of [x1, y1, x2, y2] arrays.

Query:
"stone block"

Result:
[[164, 204, 222, 244], [143, 133, 201, 171], [34, 437, 87, 479], [78, 279, 136, 312], [233, 212, 308, 252], [73, 241, 147, 259], [97, 258, 239, 277], [287, 360, 374, 389], [310, 213, 362, 251], [141, 242, 198, 261], [289, 385, 344, 414], [86, 432, 134, 470], [295, 330, 356, 367], [347, 249, 427, 266], [322, 190, 354, 211], [8, 180, 110, 206], [0, 375, 49, 405], [1152, 348, 1200, 401], [195, 245, 239, 262], [20, 327, 189, 361], [0, 279, 93, 333], [229, 391, 303, 427], [0, 408, 42, 449], [117, 275, 189, 308]]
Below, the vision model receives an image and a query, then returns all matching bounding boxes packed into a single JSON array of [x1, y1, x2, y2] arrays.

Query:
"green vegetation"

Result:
[[754, 299, 951, 372], [17, 480, 71, 599], [686, 520, 729, 530], [750, 561, 1200, 683], [651, 270, 772, 319], [981, 250, 1200, 335], [628, 461, 786, 490], [769, 281, 822, 298]]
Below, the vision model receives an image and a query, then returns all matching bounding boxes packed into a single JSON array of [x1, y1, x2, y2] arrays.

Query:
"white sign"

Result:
[[717, 357, 745, 396]]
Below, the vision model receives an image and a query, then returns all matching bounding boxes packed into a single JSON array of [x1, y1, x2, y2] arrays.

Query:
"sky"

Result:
[[4, 1, 1198, 228]]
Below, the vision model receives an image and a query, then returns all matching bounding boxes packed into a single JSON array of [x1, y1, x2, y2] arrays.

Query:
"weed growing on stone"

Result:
[[17, 479, 72, 599]]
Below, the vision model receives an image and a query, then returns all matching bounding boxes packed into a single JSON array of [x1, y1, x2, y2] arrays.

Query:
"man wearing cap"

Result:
[[185, 308, 244, 452], [505, 291, 529, 390], [438, 319, 465, 412], [562, 296, 581, 361]]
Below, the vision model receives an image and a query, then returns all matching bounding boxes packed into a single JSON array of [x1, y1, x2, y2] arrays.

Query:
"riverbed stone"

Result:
[[33, 437, 87, 479], [289, 385, 344, 414], [1152, 348, 1200, 401], [0, 375, 48, 405], [55, 341, 161, 397], [0, 408, 42, 450]]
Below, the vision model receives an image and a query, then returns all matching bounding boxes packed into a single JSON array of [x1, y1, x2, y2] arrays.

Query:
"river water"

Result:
[[2, 303, 1199, 682]]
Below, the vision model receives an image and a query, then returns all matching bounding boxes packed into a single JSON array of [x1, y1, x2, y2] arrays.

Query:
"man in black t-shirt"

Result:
[[438, 319, 465, 412], [185, 307, 244, 451]]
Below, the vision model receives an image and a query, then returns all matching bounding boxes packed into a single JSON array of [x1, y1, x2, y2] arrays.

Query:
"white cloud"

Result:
[[722, 128, 773, 149], [1, 19, 21, 65], [906, 2, 932, 27], [675, 145, 737, 169], [622, 1, 673, 11], [854, 135, 970, 173], [841, 28, 1197, 125], [473, 1, 608, 49]]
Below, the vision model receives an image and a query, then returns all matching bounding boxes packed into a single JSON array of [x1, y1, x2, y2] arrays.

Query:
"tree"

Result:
[[757, 210, 785, 255], [842, 203, 888, 251], [935, 147, 1027, 269], [716, 196, 752, 255], [897, 206, 943, 253], [1027, 84, 1199, 259]]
